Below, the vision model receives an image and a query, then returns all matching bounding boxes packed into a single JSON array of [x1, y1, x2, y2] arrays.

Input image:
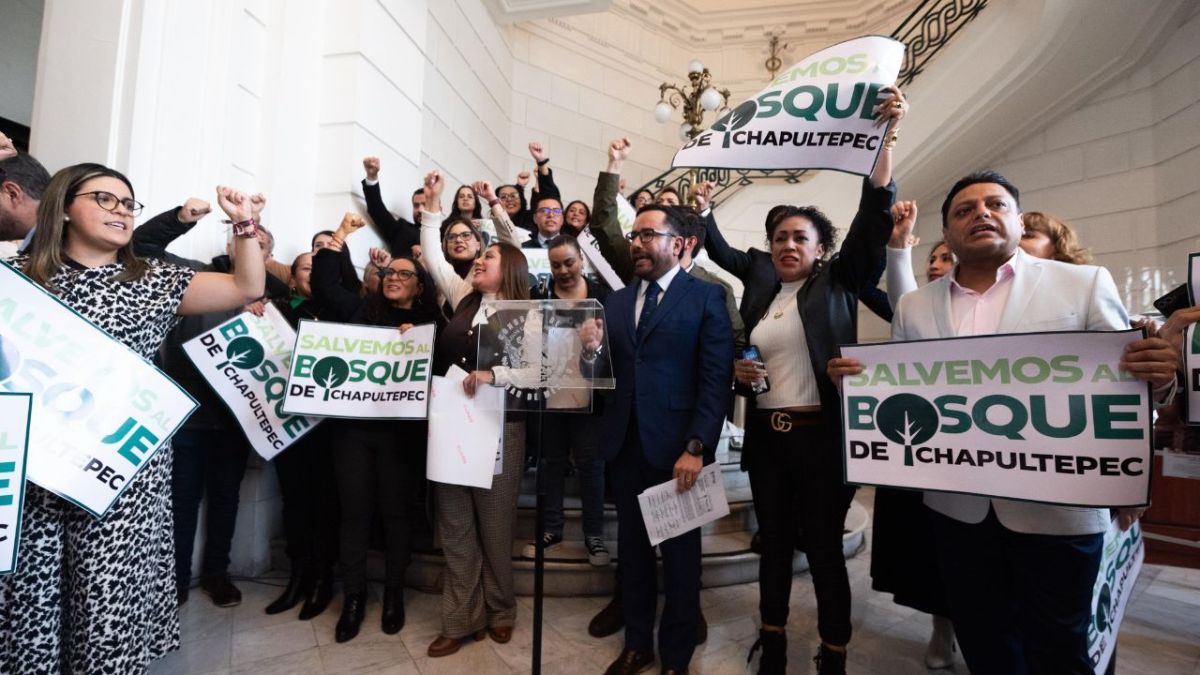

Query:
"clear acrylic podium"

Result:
[[476, 299, 614, 674]]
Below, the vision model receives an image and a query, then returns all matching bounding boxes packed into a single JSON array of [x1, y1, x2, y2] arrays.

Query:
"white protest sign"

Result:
[[672, 35, 904, 175], [284, 320, 434, 419], [576, 229, 625, 290], [522, 246, 618, 294], [0, 393, 31, 575], [427, 365, 505, 489], [1088, 521, 1142, 674], [182, 305, 319, 460], [0, 262, 197, 517], [839, 330, 1152, 507]]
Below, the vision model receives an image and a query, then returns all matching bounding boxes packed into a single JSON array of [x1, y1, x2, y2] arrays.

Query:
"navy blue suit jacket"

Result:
[[598, 271, 734, 469]]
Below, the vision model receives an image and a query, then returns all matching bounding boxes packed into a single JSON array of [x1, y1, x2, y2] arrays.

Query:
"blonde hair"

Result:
[[1023, 212, 1092, 265], [23, 163, 148, 290]]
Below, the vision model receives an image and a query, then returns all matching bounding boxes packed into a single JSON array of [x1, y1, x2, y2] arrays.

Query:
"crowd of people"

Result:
[[0, 74, 1194, 675]]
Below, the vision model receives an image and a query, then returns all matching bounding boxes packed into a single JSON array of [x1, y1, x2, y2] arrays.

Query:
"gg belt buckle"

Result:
[[770, 411, 792, 433]]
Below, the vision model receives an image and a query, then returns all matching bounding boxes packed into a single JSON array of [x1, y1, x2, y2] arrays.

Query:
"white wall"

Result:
[[0, 0, 43, 128]]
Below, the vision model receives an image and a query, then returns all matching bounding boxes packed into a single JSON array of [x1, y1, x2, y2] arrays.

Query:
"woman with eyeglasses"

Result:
[[419, 170, 532, 658], [307, 213, 440, 643], [700, 87, 906, 674], [0, 164, 266, 674], [630, 188, 655, 211]]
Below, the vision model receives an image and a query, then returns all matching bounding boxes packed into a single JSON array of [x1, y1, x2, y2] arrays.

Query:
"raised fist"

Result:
[[423, 170, 444, 204], [0, 132, 15, 161], [528, 142, 547, 163], [472, 180, 496, 203], [335, 212, 366, 239], [516, 171, 531, 187], [369, 246, 392, 269], [249, 193, 267, 219], [608, 137, 632, 162], [889, 200, 918, 248], [216, 186, 252, 222], [692, 181, 715, 210], [363, 156, 381, 181], [178, 198, 212, 224]]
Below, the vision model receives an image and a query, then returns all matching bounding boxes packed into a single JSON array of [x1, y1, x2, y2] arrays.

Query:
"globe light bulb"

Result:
[[687, 59, 705, 74], [654, 101, 674, 124], [700, 87, 722, 112]]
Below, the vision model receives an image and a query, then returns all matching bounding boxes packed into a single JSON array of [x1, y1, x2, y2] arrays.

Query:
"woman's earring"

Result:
[[63, 215, 71, 222]]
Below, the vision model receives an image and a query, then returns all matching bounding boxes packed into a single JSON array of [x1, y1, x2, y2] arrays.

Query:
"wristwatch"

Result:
[[685, 438, 704, 457]]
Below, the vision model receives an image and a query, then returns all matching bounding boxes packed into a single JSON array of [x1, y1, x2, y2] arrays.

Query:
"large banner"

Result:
[[839, 330, 1152, 507], [0, 393, 31, 575], [283, 320, 434, 419], [1088, 521, 1143, 674], [672, 35, 905, 175], [1187, 324, 1200, 425], [182, 305, 319, 460], [1188, 252, 1199, 305], [0, 262, 197, 517]]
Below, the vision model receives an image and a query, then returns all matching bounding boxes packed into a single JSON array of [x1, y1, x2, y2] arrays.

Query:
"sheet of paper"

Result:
[[426, 365, 505, 489], [637, 462, 729, 547]]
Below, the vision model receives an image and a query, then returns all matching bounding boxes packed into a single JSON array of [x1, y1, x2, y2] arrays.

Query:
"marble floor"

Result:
[[149, 493, 1200, 675]]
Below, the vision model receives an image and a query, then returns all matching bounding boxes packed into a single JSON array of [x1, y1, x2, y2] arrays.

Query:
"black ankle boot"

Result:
[[813, 644, 846, 675], [335, 591, 367, 643], [381, 587, 405, 634], [746, 629, 786, 674], [264, 563, 307, 615], [298, 570, 334, 620]]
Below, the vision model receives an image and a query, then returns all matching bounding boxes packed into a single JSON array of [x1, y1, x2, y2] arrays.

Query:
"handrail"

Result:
[[634, 0, 989, 203]]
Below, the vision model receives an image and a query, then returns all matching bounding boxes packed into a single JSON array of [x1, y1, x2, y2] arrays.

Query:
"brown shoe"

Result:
[[426, 631, 485, 658], [488, 625, 513, 643], [589, 593, 624, 638]]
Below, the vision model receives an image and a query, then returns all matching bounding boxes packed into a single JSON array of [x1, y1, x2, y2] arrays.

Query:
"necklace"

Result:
[[773, 309, 784, 319]]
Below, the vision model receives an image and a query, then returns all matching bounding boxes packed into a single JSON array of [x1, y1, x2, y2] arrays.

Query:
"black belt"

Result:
[[754, 408, 822, 432]]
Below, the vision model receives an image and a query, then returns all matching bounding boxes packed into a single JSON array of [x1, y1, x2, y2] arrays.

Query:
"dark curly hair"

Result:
[[765, 205, 837, 259]]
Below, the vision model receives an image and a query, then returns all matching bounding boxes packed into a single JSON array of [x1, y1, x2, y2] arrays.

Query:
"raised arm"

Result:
[[309, 245, 364, 322], [692, 181, 754, 281], [884, 200, 920, 308], [361, 156, 419, 254], [178, 186, 266, 316], [132, 198, 211, 268], [590, 138, 635, 283], [528, 142, 561, 203], [867, 85, 906, 188], [419, 170, 474, 309], [475, 180, 523, 246]]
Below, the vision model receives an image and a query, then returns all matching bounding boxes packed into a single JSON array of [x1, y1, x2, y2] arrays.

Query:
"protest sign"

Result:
[[0, 262, 197, 517], [284, 320, 434, 419], [426, 365, 505, 489], [575, 229, 625, 290], [182, 305, 319, 460], [1186, 324, 1200, 425], [0, 393, 31, 574], [1189, 252, 1199, 305], [1088, 521, 1142, 674], [672, 35, 904, 175], [839, 330, 1152, 507]]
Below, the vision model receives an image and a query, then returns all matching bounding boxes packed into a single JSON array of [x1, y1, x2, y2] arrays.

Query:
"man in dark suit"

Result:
[[583, 205, 733, 675], [521, 196, 564, 249]]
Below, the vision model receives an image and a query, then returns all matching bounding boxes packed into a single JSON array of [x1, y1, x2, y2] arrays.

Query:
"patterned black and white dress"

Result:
[[0, 255, 196, 674]]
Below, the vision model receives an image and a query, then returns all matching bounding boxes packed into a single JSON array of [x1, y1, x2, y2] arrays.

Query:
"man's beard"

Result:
[[0, 211, 31, 241]]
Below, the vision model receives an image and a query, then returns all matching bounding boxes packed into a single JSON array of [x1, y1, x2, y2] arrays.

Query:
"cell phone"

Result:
[[1154, 284, 1191, 319], [742, 345, 770, 394]]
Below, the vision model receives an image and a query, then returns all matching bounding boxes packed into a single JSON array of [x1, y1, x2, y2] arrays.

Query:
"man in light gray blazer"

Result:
[[853, 171, 1179, 675]]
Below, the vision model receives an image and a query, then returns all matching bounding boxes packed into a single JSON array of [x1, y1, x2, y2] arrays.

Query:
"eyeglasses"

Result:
[[498, 192, 520, 201], [624, 228, 678, 244], [377, 269, 417, 281], [537, 207, 563, 216], [73, 190, 144, 216], [445, 231, 477, 243]]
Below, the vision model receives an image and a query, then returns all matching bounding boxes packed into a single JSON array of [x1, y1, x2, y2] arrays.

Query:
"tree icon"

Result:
[[712, 100, 758, 148], [313, 356, 350, 401], [875, 394, 939, 466], [217, 336, 265, 370]]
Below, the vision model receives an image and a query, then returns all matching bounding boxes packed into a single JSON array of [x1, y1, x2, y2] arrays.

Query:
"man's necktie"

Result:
[[636, 281, 661, 341]]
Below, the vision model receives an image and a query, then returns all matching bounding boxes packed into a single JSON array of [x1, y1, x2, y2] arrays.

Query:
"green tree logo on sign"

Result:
[[875, 394, 938, 466], [217, 336, 265, 370], [313, 356, 350, 401], [712, 100, 758, 148]]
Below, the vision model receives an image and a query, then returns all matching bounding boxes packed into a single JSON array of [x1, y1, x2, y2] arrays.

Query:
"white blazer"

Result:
[[891, 249, 1130, 536]]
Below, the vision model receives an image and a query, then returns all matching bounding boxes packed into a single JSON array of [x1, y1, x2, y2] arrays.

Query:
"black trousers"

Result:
[[933, 508, 1103, 675], [746, 410, 855, 644], [611, 420, 701, 671], [172, 428, 250, 586], [334, 423, 423, 593], [273, 422, 339, 573]]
